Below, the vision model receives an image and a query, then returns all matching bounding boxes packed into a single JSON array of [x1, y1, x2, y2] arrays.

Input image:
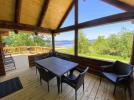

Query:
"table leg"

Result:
[[57, 76, 61, 93]]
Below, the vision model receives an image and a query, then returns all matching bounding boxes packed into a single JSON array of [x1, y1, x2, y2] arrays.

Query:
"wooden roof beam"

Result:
[[102, 0, 134, 11], [14, 0, 22, 34], [0, 20, 52, 33], [35, 0, 49, 35], [56, 1, 74, 29], [54, 11, 134, 33]]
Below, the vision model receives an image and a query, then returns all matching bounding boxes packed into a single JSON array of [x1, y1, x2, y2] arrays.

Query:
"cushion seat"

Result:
[[102, 72, 118, 83]]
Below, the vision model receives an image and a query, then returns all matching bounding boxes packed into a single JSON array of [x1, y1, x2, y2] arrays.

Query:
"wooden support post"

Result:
[[130, 34, 134, 100], [130, 34, 134, 65], [52, 33, 55, 53], [74, 0, 78, 56], [0, 34, 5, 76]]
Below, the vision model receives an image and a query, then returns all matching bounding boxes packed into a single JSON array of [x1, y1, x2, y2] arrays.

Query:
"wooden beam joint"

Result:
[[54, 11, 134, 33], [0, 20, 52, 33], [102, 0, 134, 11]]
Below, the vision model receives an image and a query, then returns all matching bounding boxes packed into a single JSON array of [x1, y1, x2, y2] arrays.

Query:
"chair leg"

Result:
[[75, 90, 77, 100], [36, 67, 37, 74], [61, 83, 62, 93], [47, 82, 49, 92], [83, 83, 84, 92], [113, 84, 117, 95], [124, 86, 127, 95], [40, 77, 42, 85], [100, 76, 102, 84], [13, 62, 16, 69]]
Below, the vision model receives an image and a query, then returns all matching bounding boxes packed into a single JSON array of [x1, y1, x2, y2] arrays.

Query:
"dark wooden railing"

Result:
[[55, 52, 113, 75]]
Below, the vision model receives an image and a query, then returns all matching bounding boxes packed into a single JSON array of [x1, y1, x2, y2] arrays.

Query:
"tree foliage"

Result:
[[3, 32, 51, 47], [78, 31, 90, 53], [92, 29, 133, 58], [78, 28, 133, 60]]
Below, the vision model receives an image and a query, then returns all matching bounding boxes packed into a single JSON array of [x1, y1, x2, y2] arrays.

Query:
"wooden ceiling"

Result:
[[0, 0, 73, 33], [119, 0, 134, 6], [0, 0, 134, 34]]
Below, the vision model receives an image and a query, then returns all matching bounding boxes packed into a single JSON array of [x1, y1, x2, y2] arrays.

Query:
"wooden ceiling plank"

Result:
[[102, 0, 134, 11], [54, 11, 134, 33], [0, 20, 52, 33], [35, 0, 49, 35], [56, 1, 74, 29], [14, 0, 22, 34]]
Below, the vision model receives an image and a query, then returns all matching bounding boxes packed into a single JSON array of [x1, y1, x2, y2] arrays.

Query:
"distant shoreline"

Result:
[[55, 40, 95, 47], [55, 41, 73, 47]]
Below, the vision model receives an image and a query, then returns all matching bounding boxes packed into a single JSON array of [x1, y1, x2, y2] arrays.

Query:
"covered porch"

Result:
[[0, 0, 134, 100], [0, 55, 130, 100]]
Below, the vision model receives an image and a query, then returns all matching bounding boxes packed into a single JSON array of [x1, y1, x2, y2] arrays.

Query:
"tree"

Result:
[[78, 31, 90, 53], [118, 31, 133, 58], [93, 35, 108, 54], [3, 31, 51, 47], [106, 34, 120, 55]]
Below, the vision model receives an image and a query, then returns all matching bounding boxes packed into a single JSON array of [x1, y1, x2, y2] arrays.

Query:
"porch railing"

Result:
[[3, 46, 51, 54]]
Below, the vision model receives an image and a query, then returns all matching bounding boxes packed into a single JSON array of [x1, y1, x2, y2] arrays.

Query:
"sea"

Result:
[[55, 41, 73, 47], [55, 40, 94, 47]]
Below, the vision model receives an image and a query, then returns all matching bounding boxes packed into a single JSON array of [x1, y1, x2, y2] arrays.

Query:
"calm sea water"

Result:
[[55, 40, 93, 47], [55, 41, 73, 47]]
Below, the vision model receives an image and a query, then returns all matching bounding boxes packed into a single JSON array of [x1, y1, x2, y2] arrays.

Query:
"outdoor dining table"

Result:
[[35, 57, 78, 93]]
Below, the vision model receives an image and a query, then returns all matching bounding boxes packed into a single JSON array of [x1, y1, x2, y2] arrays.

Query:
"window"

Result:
[[78, 21, 134, 62], [55, 31, 74, 55], [61, 7, 74, 28], [78, 0, 124, 23]]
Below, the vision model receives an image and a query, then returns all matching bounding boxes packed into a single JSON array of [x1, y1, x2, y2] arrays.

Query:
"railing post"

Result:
[[74, 0, 78, 56]]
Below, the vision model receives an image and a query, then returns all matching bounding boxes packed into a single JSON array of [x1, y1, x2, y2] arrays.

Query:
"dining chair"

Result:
[[101, 60, 133, 95], [36, 64, 56, 92], [34, 54, 50, 74], [61, 67, 89, 100], [3, 53, 16, 71]]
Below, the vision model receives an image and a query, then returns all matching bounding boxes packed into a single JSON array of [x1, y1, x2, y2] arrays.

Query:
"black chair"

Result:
[[101, 61, 133, 95], [34, 54, 50, 74], [3, 53, 16, 71], [36, 64, 56, 92], [61, 67, 89, 100]]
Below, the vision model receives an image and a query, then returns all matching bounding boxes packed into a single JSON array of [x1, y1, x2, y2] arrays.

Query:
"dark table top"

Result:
[[35, 57, 78, 77]]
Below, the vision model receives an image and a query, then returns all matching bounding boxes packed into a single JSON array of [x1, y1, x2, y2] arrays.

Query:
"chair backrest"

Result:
[[34, 56, 43, 61], [36, 65, 49, 81], [113, 61, 133, 76], [3, 53, 15, 65], [76, 67, 89, 89], [34, 55, 48, 61]]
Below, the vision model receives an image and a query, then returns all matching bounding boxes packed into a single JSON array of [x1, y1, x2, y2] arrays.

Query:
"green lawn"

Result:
[[56, 47, 130, 62]]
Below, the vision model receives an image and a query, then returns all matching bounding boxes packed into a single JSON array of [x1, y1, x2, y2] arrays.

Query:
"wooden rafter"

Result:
[[56, 1, 74, 29], [102, 0, 134, 11], [54, 11, 134, 33], [0, 20, 52, 33], [14, 0, 22, 34], [35, 0, 49, 35]]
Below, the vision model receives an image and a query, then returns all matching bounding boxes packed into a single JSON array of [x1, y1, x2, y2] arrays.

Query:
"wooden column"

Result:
[[130, 34, 134, 65], [52, 33, 55, 53], [130, 34, 134, 100], [74, 0, 78, 56], [0, 34, 5, 76]]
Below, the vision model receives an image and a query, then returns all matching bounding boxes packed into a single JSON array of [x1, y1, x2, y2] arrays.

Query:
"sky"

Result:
[[55, 0, 134, 41]]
